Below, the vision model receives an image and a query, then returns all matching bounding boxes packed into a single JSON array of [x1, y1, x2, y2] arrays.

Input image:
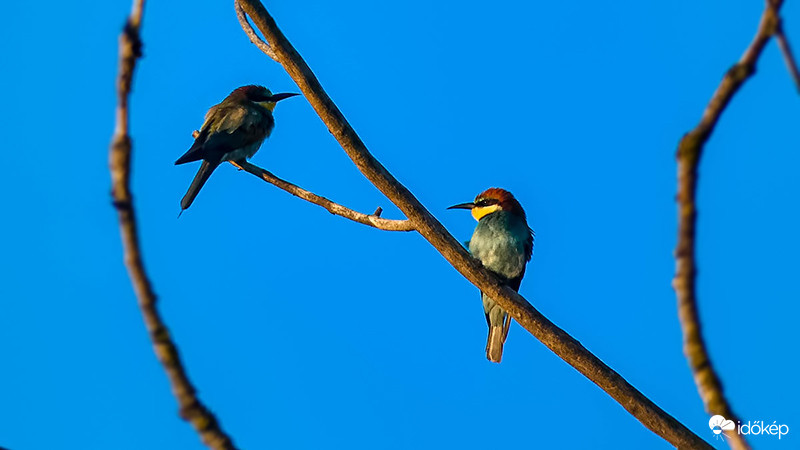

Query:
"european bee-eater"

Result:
[[175, 85, 299, 211], [449, 188, 533, 363]]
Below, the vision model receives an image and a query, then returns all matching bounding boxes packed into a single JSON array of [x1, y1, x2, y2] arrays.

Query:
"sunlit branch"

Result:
[[187, 129, 414, 231], [231, 160, 415, 231], [235, 1, 713, 448]]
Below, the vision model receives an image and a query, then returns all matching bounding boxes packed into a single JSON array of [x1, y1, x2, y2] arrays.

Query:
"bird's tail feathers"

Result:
[[180, 160, 219, 211], [486, 323, 506, 363], [485, 313, 511, 363]]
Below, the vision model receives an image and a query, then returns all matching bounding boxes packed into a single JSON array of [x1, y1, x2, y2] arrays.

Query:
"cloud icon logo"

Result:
[[709, 415, 735, 435]]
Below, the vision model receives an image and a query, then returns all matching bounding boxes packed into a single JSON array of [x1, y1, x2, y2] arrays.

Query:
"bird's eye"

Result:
[[476, 199, 489, 207]]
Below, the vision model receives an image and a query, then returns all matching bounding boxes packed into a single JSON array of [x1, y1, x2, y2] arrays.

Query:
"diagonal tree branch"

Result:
[[110, 2, 237, 449], [674, 2, 789, 449], [235, 1, 712, 448], [231, 160, 415, 231], [775, 20, 800, 92]]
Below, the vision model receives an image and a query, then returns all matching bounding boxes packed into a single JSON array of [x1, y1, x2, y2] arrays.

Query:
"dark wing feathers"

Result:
[[199, 127, 259, 160], [174, 128, 209, 165], [524, 228, 534, 262]]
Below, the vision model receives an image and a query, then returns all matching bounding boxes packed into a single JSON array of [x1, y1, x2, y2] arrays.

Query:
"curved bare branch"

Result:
[[110, 2, 237, 449], [235, 1, 712, 448], [674, 2, 790, 449]]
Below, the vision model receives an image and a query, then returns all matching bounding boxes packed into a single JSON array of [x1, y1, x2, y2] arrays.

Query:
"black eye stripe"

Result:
[[475, 199, 499, 207]]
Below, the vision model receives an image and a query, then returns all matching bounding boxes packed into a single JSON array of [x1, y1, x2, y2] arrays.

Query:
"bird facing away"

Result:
[[174, 85, 299, 212], [448, 188, 533, 363]]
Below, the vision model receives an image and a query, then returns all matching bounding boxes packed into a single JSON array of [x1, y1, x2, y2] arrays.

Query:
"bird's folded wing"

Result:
[[178, 105, 272, 164]]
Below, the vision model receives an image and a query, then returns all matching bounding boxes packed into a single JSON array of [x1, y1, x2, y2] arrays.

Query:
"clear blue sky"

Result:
[[1, 1, 798, 449]]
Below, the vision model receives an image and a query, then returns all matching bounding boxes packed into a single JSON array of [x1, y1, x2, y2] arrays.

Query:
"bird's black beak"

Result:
[[268, 92, 301, 102], [447, 202, 475, 210]]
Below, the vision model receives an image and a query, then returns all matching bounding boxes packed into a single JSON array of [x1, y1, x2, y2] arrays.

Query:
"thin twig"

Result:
[[188, 129, 411, 231], [775, 22, 800, 92], [230, 160, 415, 231], [235, 1, 712, 448], [674, 2, 787, 450], [234, 0, 277, 60], [110, 2, 237, 449]]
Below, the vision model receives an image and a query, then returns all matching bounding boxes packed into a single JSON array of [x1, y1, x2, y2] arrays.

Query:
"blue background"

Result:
[[1, 1, 798, 449]]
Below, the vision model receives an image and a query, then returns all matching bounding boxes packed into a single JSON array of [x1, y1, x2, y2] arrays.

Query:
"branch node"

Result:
[[112, 199, 132, 211]]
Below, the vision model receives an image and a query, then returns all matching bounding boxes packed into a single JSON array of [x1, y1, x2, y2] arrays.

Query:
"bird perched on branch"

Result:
[[175, 85, 299, 212], [448, 188, 533, 363]]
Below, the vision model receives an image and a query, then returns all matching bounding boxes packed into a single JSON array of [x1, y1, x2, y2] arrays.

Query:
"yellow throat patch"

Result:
[[258, 101, 277, 111], [471, 204, 500, 221]]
